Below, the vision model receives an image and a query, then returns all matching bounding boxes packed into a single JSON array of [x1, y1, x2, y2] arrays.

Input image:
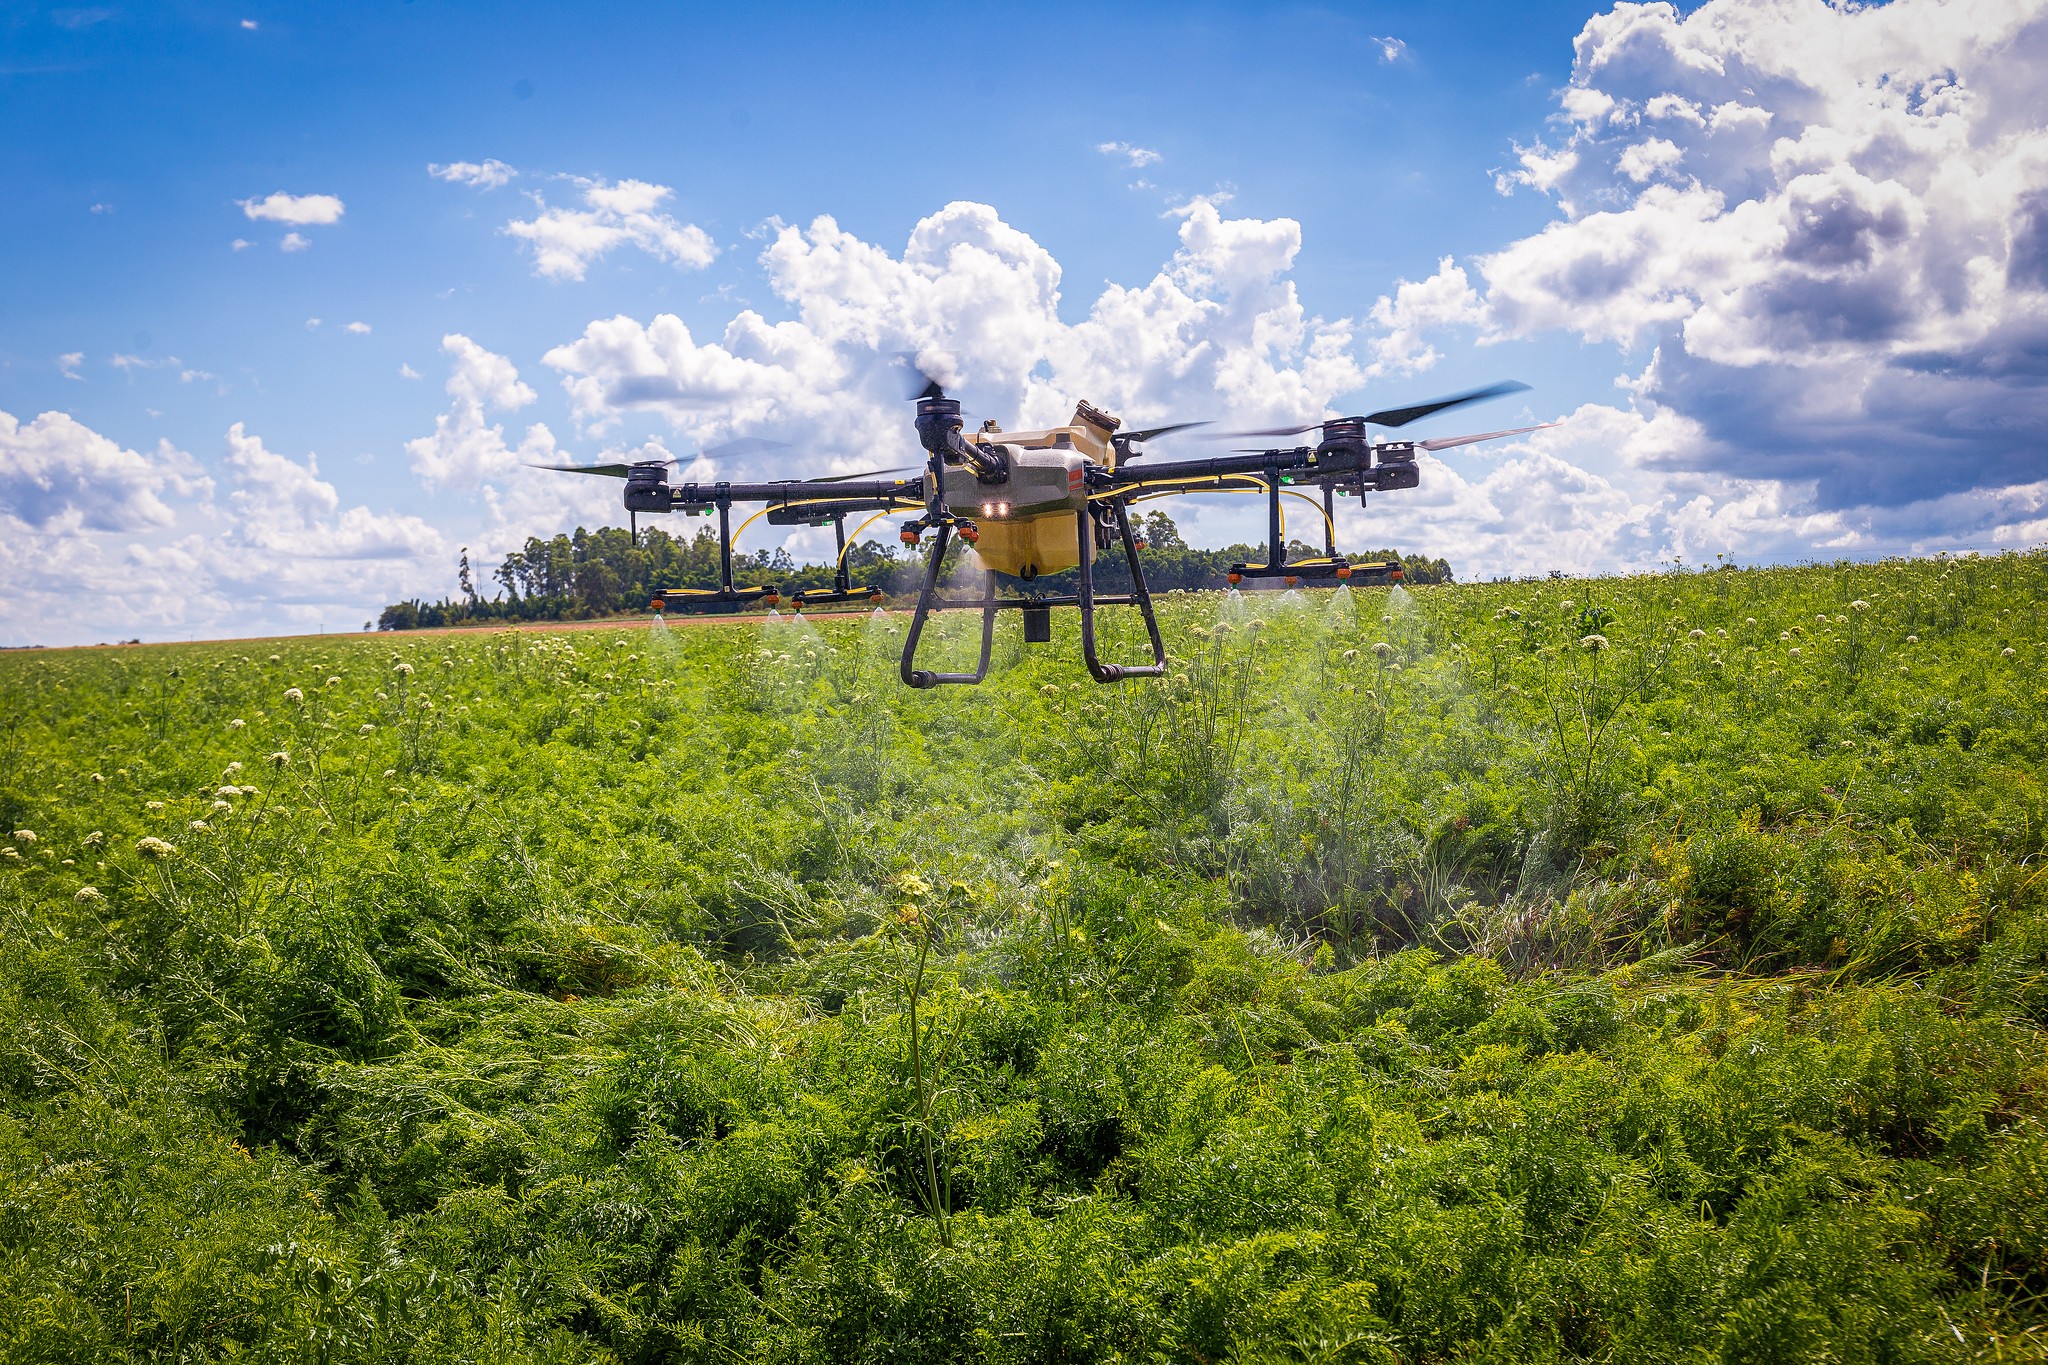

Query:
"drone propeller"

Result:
[[1217, 380, 1532, 439], [1229, 421, 1559, 456], [800, 465, 918, 484], [528, 461, 643, 479], [1417, 422, 1559, 452], [528, 436, 795, 480], [697, 436, 792, 461], [893, 352, 956, 403], [1117, 419, 1211, 446]]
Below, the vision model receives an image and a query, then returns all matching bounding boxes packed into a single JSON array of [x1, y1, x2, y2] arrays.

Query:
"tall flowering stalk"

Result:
[[891, 872, 968, 1248]]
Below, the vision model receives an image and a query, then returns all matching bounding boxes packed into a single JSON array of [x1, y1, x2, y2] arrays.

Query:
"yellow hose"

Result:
[[838, 507, 901, 568], [1283, 489, 1335, 544], [729, 498, 920, 554]]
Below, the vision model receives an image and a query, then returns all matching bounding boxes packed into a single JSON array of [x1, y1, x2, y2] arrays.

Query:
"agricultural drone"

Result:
[[537, 364, 1552, 688]]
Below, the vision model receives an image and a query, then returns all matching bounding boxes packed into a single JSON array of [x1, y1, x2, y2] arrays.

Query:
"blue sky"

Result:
[[5, 0, 2047, 643]]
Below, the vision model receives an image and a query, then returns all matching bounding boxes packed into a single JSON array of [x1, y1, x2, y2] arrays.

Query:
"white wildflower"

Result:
[[283, 687, 304, 703], [136, 836, 175, 858], [1579, 634, 1608, 651], [228, 719, 246, 729], [10, 830, 33, 845], [75, 886, 102, 903]]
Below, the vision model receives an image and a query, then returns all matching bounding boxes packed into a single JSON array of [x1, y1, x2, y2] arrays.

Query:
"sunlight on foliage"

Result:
[[0, 550, 2044, 1360]]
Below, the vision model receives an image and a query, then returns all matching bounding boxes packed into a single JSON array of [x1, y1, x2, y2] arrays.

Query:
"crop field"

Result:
[[2, 553, 2046, 1363]]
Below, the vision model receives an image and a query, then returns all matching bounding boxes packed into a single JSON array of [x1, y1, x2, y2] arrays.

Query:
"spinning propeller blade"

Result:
[[893, 351, 952, 403], [1214, 380, 1532, 439], [1417, 422, 1559, 452], [528, 462, 636, 478], [1363, 381, 1530, 429], [1120, 420, 1212, 445], [695, 436, 791, 461], [802, 466, 917, 483]]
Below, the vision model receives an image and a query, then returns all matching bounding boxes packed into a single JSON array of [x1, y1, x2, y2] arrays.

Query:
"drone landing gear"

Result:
[[898, 502, 1166, 688]]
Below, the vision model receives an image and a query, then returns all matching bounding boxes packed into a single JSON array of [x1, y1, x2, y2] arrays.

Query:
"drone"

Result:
[[537, 365, 1552, 687]]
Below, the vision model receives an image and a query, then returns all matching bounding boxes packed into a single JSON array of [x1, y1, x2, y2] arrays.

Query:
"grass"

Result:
[[0, 551, 2044, 1362]]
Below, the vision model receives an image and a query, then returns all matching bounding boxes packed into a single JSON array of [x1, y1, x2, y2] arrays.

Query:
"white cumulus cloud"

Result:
[[1374, 0, 2048, 530], [502, 177, 717, 281], [541, 199, 1365, 465], [238, 192, 345, 225], [429, 159, 516, 190], [0, 410, 444, 645], [404, 334, 549, 491], [0, 410, 198, 533], [1096, 141, 1163, 168]]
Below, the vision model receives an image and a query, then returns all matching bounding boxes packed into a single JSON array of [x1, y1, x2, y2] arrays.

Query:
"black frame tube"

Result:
[[898, 524, 997, 688], [716, 497, 734, 592], [1077, 502, 1167, 683]]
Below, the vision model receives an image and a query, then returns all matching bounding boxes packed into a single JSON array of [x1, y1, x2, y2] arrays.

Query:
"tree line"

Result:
[[376, 512, 1452, 630]]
